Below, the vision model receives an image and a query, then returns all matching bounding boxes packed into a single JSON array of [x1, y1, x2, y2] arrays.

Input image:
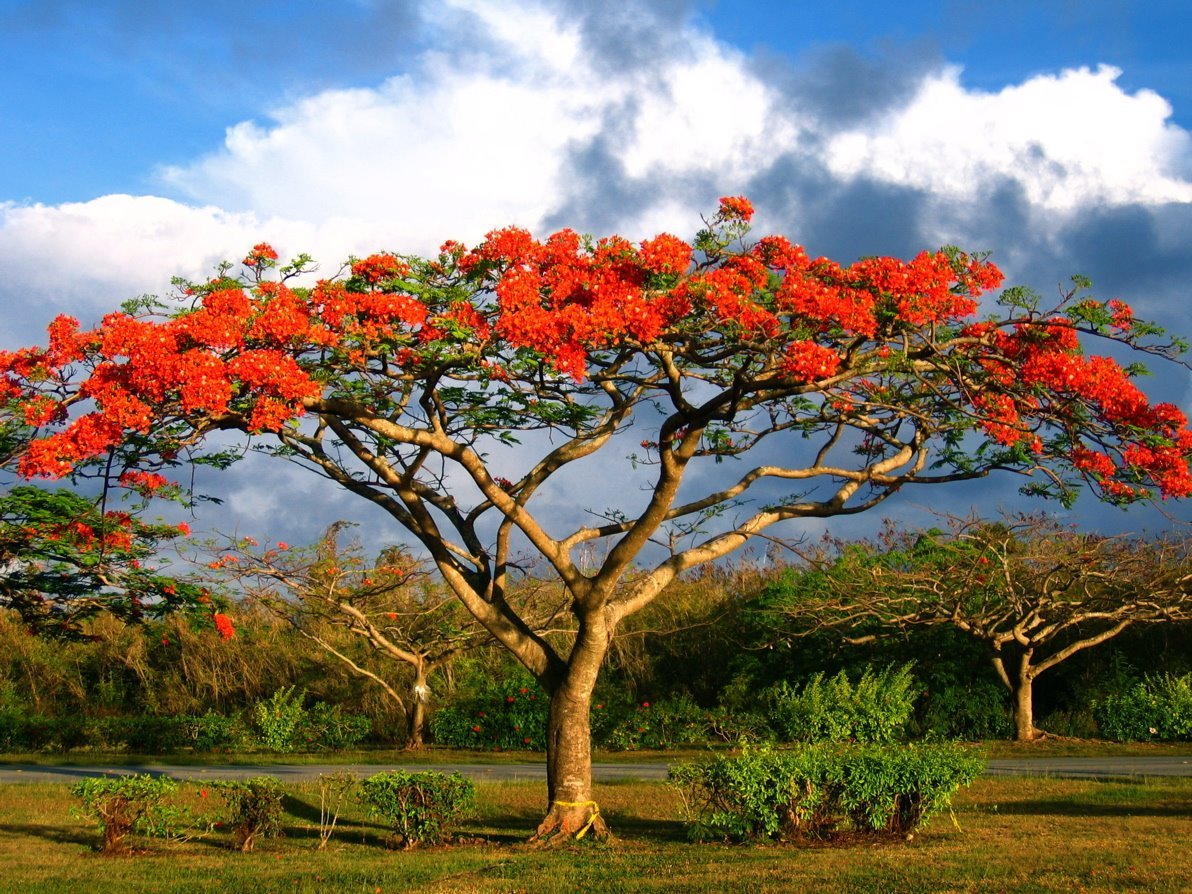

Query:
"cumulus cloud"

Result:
[[824, 64, 1192, 211]]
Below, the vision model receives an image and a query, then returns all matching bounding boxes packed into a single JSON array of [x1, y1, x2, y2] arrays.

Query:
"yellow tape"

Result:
[[552, 799, 601, 839]]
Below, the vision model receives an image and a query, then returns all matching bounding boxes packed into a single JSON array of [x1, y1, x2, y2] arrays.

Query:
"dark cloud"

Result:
[[556, 0, 704, 77], [752, 42, 943, 129], [744, 154, 933, 260]]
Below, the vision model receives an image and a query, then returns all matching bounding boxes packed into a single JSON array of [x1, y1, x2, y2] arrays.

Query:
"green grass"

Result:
[[2, 738, 1187, 769], [1, 773, 1190, 893]]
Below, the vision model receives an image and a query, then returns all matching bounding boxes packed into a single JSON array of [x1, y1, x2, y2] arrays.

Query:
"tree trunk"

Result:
[[1012, 673, 1041, 741], [991, 648, 1042, 742], [532, 621, 611, 842], [405, 668, 430, 750]]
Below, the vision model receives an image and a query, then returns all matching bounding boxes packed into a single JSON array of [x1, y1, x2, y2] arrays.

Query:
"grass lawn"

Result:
[[0, 773, 1189, 893], [1, 738, 1188, 768]]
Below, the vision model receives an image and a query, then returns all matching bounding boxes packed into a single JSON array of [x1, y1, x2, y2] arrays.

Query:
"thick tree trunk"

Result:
[[1012, 675, 1041, 741], [992, 648, 1043, 742], [532, 621, 611, 842]]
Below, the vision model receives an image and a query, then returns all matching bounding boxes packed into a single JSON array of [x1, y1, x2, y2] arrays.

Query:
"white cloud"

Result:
[[826, 64, 1192, 210]]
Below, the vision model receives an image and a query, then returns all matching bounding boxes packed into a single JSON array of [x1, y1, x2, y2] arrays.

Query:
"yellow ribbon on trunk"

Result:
[[552, 799, 601, 839]]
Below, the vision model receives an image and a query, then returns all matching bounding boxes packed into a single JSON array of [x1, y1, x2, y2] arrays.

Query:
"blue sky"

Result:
[[3, 0, 1189, 203], [2, 0, 1192, 546]]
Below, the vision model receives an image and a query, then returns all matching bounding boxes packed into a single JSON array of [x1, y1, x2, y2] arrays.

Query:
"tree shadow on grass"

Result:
[[993, 800, 1192, 818], [278, 793, 396, 846], [0, 822, 93, 848]]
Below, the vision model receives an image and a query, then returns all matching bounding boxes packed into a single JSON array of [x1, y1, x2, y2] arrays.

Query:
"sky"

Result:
[[2, 0, 1192, 552]]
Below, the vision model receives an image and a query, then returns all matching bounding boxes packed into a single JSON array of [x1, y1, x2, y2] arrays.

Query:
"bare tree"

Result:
[[203, 524, 567, 747], [779, 516, 1192, 740]]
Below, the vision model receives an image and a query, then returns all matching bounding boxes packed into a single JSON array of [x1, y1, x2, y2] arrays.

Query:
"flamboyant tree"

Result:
[[769, 515, 1192, 741], [2, 198, 1191, 837]]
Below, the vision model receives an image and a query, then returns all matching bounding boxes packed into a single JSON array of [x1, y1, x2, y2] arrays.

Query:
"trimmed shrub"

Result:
[[70, 774, 183, 854], [186, 710, 250, 752], [359, 770, 475, 847], [764, 664, 918, 744], [298, 702, 371, 751], [594, 695, 709, 750], [671, 743, 984, 843], [917, 678, 1013, 741], [213, 776, 286, 851]]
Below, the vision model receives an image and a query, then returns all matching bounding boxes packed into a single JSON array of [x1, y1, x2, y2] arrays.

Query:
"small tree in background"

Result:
[[201, 523, 549, 748], [4, 199, 1191, 837], [776, 516, 1192, 741]]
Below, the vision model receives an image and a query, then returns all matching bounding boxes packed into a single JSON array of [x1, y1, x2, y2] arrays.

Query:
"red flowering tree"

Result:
[[0, 485, 219, 638], [2, 201, 1191, 838]]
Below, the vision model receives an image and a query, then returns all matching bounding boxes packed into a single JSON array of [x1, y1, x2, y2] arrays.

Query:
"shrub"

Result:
[[764, 664, 918, 744], [298, 702, 371, 751], [670, 743, 984, 844], [594, 695, 709, 750], [917, 678, 1013, 741], [316, 772, 358, 849], [70, 774, 182, 854], [1094, 672, 1192, 741], [250, 686, 307, 752], [186, 710, 250, 752], [430, 676, 547, 750], [213, 776, 286, 851], [103, 715, 190, 753], [359, 770, 476, 847]]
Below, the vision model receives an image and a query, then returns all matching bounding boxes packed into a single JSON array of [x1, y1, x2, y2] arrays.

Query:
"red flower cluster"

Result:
[[781, 340, 841, 382], [351, 253, 409, 285], [242, 243, 279, 267], [212, 612, 236, 640]]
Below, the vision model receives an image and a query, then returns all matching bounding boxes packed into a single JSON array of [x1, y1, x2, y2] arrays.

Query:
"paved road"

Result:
[[1, 755, 1190, 785]]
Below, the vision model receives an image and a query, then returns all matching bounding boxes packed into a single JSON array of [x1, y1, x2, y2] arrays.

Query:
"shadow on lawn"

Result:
[[993, 800, 1192, 818], [0, 822, 94, 848]]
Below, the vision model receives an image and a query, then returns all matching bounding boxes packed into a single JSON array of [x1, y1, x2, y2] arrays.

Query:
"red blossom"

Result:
[[212, 612, 235, 640], [717, 196, 755, 222]]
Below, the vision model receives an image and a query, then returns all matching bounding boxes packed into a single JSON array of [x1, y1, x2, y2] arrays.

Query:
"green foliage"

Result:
[[670, 743, 984, 843], [187, 710, 250, 752], [250, 686, 307, 752], [430, 674, 547, 750], [212, 776, 285, 851], [1094, 672, 1192, 741], [0, 486, 209, 638], [592, 695, 709, 750], [298, 701, 371, 751], [70, 774, 183, 853], [917, 678, 1013, 741], [764, 664, 918, 744], [359, 770, 476, 847]]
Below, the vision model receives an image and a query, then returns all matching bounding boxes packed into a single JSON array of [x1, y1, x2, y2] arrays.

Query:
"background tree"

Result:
[[0, 485, 217, 638], [778, 516, 1192, 740], [3, 200, 1191, 837], [201, 523, 556, 748]]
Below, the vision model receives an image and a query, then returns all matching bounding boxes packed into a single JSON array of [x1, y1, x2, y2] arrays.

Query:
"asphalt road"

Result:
[[1, 755, 1190, 785]]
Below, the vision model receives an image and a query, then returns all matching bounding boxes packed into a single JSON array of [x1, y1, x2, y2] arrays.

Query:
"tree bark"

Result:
[[532, 620, 611, 842], [404, 667, 431, 750], [1012, 674, 1040, 741]]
